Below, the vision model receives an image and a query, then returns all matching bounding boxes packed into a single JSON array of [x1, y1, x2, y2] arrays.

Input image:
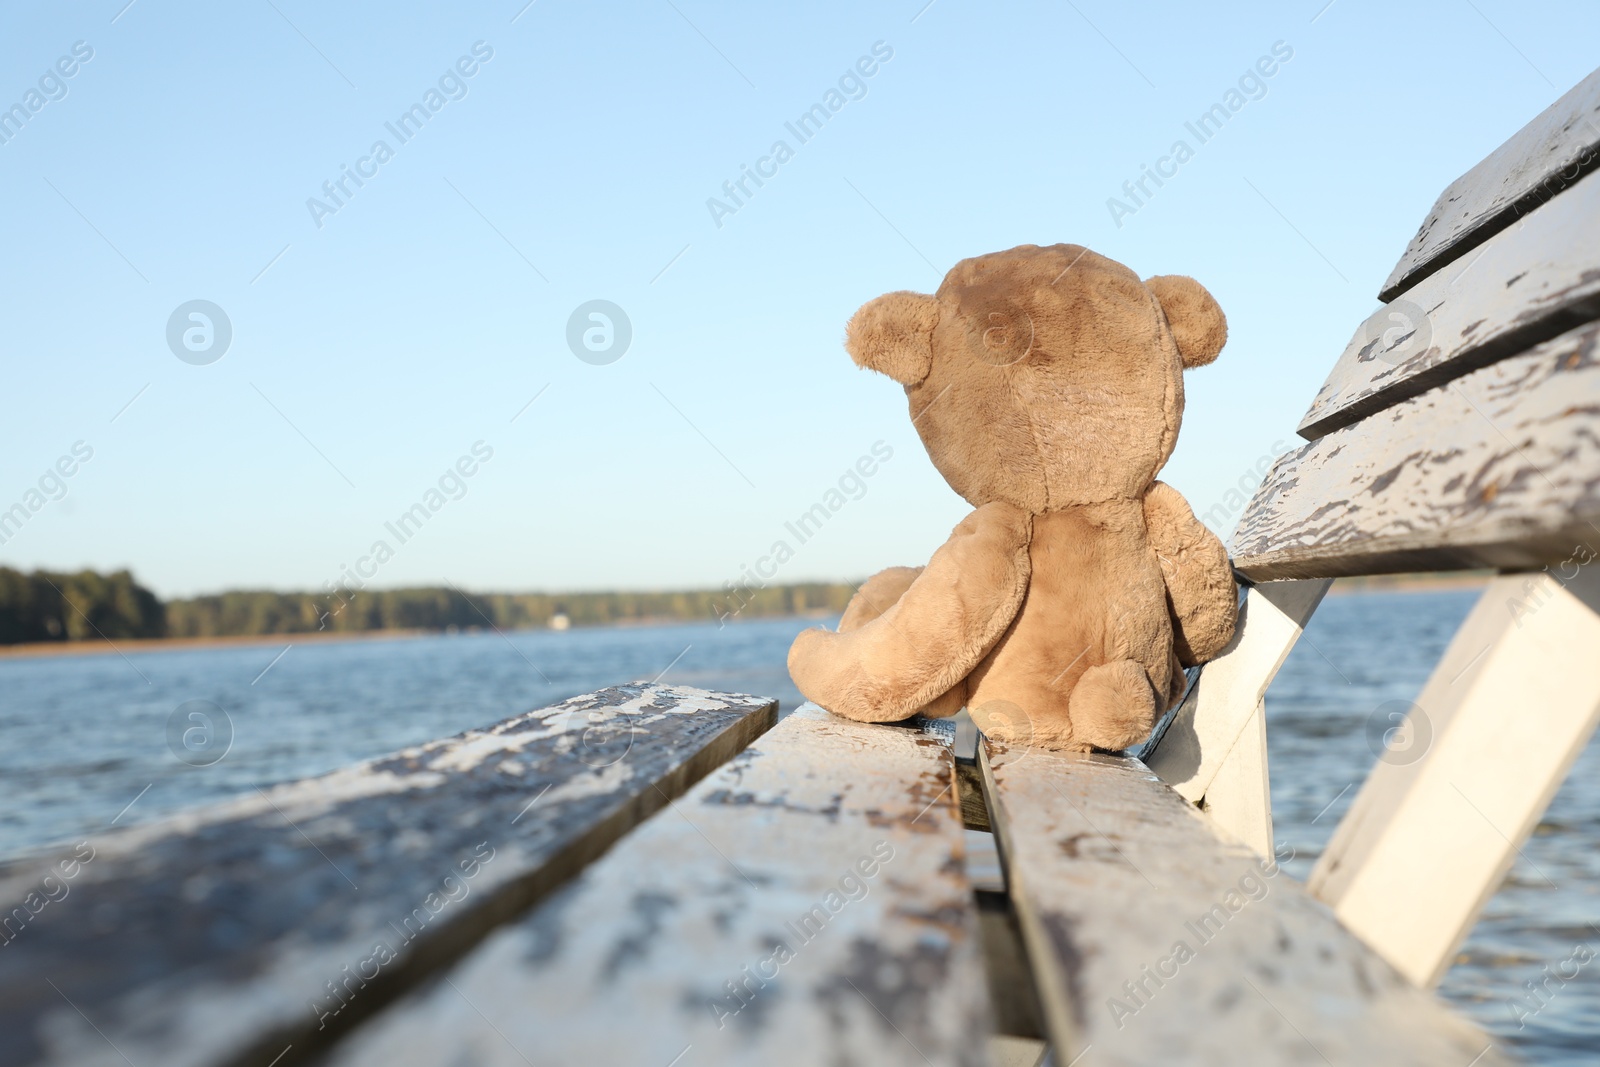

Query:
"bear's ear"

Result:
[[1145, 275, 1227, 369], [845, 291, 939, 385]]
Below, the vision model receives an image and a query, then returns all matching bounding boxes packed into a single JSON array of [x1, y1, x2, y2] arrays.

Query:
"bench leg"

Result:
[[1200, 699, 1274, 855], [1146, 578, 1330, 854], [1309, 567, 1600, 987]]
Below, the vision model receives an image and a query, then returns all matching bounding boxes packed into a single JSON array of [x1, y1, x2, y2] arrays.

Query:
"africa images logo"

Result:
[[166, 300, 233, 365]]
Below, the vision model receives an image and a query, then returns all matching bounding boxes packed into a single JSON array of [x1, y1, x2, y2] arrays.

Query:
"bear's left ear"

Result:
[[1145, 275, 1226, 368], [845, 291, 940, 386]]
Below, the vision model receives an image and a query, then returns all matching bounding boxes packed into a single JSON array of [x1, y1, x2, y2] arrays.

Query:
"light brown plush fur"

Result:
[[788, 244, 1238, 751]]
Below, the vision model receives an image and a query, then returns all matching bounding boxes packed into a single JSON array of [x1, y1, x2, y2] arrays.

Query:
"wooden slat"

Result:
[[1199, 700, 1272, 857], [1310, 568, 1600, 987], [979, 740, 1511, 1065], [1146, 580, 1329, 820], [1238, 320, 1600, 581], [321, 705, 989, 1067], [0, 684, 775, 1067], [1298, 166, 1600, 440], [1380, 67, 1600, 301]]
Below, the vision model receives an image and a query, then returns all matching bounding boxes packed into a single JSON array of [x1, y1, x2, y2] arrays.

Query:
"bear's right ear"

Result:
[[1145, 275, 1227, 369], [845, 291, 939, 386]]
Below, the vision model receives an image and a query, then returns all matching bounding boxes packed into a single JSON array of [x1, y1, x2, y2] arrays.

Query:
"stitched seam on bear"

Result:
[[1002, 370, 1053, 511]]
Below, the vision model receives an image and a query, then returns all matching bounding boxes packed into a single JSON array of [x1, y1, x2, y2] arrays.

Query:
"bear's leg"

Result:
[[838, 566, 923, 632], [1165, 649, 1189, 708], [1068, 660, 1158, 752], [920, 678, 966, 719]]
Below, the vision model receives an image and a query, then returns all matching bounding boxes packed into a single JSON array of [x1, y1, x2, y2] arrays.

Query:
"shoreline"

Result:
[[0, 609, 841, 663], [0, 580, 1488, 663], [0, 628, 435, 661]]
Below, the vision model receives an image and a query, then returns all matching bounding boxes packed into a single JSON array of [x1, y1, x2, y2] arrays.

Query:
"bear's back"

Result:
[[967, 499, 1179, 739]]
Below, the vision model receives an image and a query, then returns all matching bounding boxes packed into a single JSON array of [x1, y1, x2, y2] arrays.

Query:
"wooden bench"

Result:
[[8, 70, 1600, 1067], [0, 684, 777, 1067], [0, 680, 1504, 1067]]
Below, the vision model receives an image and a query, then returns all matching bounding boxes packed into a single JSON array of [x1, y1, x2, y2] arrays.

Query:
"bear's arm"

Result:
[[1143, 481, 1239, 666], [787, 502, 1032, 723], [832, 565, 967, 718]]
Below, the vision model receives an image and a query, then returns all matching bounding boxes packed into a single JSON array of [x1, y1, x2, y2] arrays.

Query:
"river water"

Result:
[[1, 588, 1594, 1062]]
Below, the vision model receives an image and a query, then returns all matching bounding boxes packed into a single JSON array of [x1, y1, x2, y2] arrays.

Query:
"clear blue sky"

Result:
[[3, 0, 1596, 598]]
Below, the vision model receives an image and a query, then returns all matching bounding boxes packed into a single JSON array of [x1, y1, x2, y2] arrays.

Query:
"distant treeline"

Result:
[[0, 566, 857, 645], [0, 568, 165, 644]]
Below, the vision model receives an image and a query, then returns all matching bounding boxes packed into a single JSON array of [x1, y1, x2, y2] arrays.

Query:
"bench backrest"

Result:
[[1147, 64, 1600, 989], [1237, 65, 1600, 579]]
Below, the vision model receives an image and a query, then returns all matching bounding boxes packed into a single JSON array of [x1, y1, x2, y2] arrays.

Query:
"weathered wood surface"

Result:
[[979, 740, 1511, 1065], [1380, 67, 1600, 302], [1310, 568, 1600, 987], [1238, 321, 1600, 581], [0, 684, 775, 1067], [1298, 167, 1600, 440], [1146, 580, 1328, 823], [322, 705, 989, 1067]]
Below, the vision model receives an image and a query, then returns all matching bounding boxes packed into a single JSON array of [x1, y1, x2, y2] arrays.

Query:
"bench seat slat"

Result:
[[1235, 320, 1600, 581], [1380, 67, 1600, 302], [0, 684, 774, 1067], [1299, 166, 1600, 440], [320, 704, 988, 1067], [980, 740, 1509, 1066]]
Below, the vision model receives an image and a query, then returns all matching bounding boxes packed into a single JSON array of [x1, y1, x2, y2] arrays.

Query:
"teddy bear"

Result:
[[787, 244, 1238, 751]]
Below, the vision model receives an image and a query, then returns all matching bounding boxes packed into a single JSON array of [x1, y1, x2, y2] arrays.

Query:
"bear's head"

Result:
[[845, 244, 1225, 510]]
